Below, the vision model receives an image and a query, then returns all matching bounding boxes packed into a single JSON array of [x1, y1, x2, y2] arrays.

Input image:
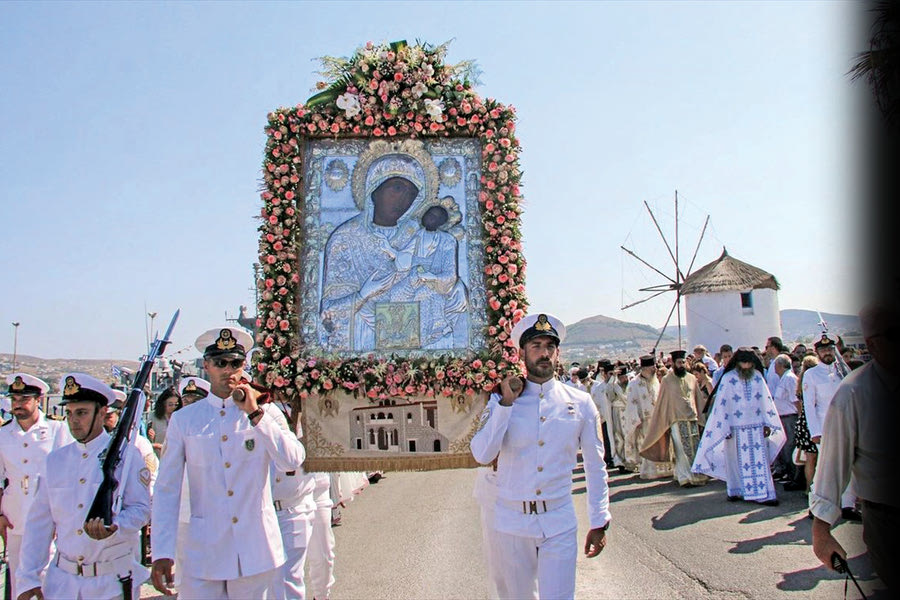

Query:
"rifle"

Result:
[[87, 309, 179, 525]]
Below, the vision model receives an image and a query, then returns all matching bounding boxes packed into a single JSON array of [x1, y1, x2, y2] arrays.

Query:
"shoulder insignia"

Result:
[[245, 438, 255, 451], [139, 467, 151, 488]]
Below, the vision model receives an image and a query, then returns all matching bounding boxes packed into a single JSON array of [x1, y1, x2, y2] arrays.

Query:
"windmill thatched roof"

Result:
[[680, 248, 779, 295]]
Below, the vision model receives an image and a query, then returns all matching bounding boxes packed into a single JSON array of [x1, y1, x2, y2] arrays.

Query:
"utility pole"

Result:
[[12, 322, 20, 370]]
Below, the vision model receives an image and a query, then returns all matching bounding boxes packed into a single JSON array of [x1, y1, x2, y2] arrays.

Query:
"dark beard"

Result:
[[525, 356, 555, 380], [738, 366, 755, 380], [674, 366, 687, 377]]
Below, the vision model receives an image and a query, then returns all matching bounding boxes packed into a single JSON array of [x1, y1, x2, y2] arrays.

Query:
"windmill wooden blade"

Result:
[[621, 245, 675, 283], [644, 201, 685, 281], [650, 297, 680, 353], [684, 215, 710, 277], [621, 288, 669, 310]]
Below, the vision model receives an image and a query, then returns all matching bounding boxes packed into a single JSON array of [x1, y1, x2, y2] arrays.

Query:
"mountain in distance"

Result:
[[560, 314, 674, 363], [0, 353, 140, 393], [778, 309, 861, 343], [660, 309, 861, 343]]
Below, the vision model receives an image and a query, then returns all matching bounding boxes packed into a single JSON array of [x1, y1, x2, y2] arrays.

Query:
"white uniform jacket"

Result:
[[151, 394, 306, 580], [802, 362, 842, 439], [16, 430, 151, 598], [470, 379, 611, 537], [0, 412, 73, 535]]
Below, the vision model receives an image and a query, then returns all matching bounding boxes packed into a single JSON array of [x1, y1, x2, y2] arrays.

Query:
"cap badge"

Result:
[[184, 380, 198, 393], [63, 376, 81, 396], [10, 376, 25, 392], [535, 314, 552, 332], [216, 329, 236, 351]]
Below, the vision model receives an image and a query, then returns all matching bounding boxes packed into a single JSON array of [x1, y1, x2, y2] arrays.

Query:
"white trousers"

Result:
[[6, 533, 22, 600], [477, 500, 506, 599], [277, 506, 314, 600], [8, 534, 53, 600], [178, 567, 284, 600], [305, 506, 335, 599], [491, 527, 577, 600]]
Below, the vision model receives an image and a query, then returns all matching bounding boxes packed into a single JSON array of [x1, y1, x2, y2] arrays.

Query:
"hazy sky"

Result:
[[1, 1, 870, 361]]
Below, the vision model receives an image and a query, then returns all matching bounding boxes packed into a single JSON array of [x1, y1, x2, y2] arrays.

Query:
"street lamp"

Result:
[[12, 322, 20, 370]]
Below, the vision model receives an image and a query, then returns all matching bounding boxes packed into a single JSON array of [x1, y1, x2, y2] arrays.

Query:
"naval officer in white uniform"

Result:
[[0, 374, 73, 600], [471, 313, 612, 600], [150, 326, 306, 599], [16, 373, 151, 600]]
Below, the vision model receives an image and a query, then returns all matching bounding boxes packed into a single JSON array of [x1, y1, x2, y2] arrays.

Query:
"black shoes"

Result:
[[759, 499, 779, 507], [841, 507, 863, 522], [783, 481, 806, 492], [727, 495, 741, 502]]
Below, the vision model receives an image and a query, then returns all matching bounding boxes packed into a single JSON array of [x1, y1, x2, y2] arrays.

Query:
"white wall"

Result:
[[684, 289, 781, 354]]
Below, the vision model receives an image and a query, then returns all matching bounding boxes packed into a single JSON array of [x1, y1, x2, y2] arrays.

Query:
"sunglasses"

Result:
[[211, 358, 245, 369]]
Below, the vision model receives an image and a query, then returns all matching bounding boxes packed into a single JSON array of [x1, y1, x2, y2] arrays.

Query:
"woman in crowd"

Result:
[[793, 355, 820, 493], [691, 362, 713, 430], [148, 386, 181, 456]]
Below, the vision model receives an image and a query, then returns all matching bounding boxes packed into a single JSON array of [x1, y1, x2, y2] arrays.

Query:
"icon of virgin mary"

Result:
[[319, 140, 467, 353]]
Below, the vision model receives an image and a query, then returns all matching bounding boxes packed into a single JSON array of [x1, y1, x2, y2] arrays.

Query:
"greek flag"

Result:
[[112, 365, 123, 378]]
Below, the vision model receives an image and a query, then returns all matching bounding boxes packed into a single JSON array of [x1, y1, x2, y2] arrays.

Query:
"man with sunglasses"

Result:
[[811, 302, 900, 591], [150, 326, 306, 599], [0, 373, 72, 600]]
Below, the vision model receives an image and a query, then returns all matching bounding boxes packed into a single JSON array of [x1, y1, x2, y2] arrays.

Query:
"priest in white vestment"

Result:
[[624, 355, 673, 479], [692, 348, 785, 505]]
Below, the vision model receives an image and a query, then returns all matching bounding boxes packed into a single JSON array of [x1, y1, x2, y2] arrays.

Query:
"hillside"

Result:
[[779, 309, 861, 343], [0, 353, 139, 393]]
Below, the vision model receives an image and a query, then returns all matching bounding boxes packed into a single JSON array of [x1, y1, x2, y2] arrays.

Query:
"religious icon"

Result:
[[312, 139, 479, 355]]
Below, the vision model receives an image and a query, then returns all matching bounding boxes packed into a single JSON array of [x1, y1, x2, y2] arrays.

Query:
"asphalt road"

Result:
[[3, 464, 886, 599], [324, 466, 888, 599]]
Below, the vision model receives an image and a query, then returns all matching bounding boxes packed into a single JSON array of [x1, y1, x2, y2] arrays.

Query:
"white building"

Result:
[[681, 249, 781, 354]]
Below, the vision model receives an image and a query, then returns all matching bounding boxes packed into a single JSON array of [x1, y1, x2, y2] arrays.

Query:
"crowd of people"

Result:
[[0, 325, 373, 600], [556, 335, 861, 508], [1, 303, 896, 599]]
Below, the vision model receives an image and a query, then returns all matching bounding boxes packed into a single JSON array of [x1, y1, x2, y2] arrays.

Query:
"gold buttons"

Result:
[[222, 435, 228, 442], [536, 489, 542, 496], [225, 462, 231, 468], [23, 459, 28, 463], [83, 453, 88, 459], [23, 442, 28, 447], [538, 440, 545, 447], [232, 516, 238, 524], [77, 504, 83, 509], [77, 555, 84, 561], [220, 410, 226, 416], [227, 490, 234, 497], [537, 466, 543, 472], [276, 477, 281, 483], [540, 416, 546, 422], [79, 478, 86, 484], [76, 529, 83, 535]]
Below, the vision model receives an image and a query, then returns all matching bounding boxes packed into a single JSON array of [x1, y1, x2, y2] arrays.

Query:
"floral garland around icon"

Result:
[[256, 40, 527, 403]]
